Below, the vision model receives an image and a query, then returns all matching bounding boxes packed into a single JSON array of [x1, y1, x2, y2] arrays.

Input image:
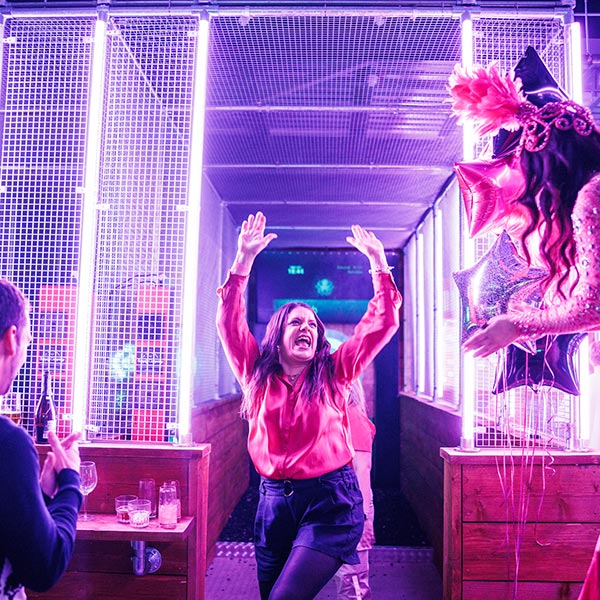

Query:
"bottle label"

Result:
[[47, 419, 56, 433]]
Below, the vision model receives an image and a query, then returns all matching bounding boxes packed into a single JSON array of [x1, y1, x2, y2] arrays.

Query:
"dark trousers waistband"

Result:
[[260, 465, 354, 497]]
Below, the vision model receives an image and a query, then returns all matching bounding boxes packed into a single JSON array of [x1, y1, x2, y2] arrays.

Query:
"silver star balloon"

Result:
[[453, 230, 547, 345]]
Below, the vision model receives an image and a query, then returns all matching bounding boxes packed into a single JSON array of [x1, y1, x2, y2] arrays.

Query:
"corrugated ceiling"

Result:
[[204, 12, 463, 249]]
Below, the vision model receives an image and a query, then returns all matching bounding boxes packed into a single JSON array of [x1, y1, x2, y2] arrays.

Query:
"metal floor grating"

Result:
[[214, 540, 434, 562], [206, 542, 441, 599]]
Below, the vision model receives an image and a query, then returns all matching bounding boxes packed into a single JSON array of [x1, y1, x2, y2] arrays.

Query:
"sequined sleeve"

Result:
[[513, 176, 600, 338]]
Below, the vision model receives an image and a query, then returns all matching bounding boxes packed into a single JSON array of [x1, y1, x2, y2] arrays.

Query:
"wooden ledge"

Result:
[[76, 514, 194, 542], [440, 446, 600, 465]]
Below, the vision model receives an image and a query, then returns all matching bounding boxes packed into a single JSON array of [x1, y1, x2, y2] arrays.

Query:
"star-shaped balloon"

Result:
[[454, 154, 529, 238], [453, 230, 547, 344], [493, 333, 587, 395]]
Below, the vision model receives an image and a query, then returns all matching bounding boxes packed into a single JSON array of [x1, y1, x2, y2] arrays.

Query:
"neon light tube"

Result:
[[461, 352, 476, 450], [416, 230, 426, 394], [434, 208, 444, 401], [72, 15, 107, 435], [461, 13, 475, 160], [568, 21, 583, 105], [578, 335, 590, 446], [178, 13, 210, 443]]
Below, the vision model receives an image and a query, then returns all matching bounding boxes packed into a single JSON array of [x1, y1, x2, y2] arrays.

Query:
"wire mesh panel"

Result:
[[204, 14, 462, 246], [466, 12, 573, 450], [0, 17, 95, 434], [473, 17, 565, 79], [89, 16, 198, 442]]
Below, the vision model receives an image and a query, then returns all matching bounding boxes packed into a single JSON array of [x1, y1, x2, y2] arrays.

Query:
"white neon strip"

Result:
[[578, 335, 590, 444], [458, 6, 476, 447], [416, 230, 426, 394], [461, 353, 476, 447], [178, 14, 210, 441], [72, 16, 107, 435], [460, 229, 476, 447], [460, 14, 475, 160], [407, 240, 418, 392], [434, 208, 444, 401], [568, 21, 583, 105], [461, 14, 473, 69]]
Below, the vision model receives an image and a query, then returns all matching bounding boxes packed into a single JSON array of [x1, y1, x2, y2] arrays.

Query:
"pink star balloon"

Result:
[[454, 154, 530, 239]]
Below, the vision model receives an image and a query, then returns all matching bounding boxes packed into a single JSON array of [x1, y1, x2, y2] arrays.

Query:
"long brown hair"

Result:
[[241, 302, 336, 420], [518, 127, 600, 298]]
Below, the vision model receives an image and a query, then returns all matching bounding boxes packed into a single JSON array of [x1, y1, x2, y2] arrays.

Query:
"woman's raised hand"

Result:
[[346, 225, 387, 270], [233, 212, 278, 274]]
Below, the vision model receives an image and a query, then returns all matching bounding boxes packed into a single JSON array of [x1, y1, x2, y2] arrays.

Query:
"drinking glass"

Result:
[[79, 461, 98, 521], [163, 479, 181, 521], [0, 392, 22, 426], [158, 484, 178, 529], [115, 494, 138, 524], [138, 478, 157, 518], [128, 498, 151, 528]]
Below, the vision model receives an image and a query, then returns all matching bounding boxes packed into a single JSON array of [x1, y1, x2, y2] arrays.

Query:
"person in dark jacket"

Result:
[[0, 278, 82, 599]]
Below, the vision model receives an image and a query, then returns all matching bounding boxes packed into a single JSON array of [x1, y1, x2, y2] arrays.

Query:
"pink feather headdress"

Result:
[[448, 61, 597, 154], [448, 62, 524, 136]]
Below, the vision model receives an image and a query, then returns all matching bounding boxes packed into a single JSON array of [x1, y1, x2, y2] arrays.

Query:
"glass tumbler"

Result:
[[128, 498, 151, 528], [163, 479, 181, 521], [138, 478, 157, 518], [158, 484, 178, 529], [115, 494, 138, 524]]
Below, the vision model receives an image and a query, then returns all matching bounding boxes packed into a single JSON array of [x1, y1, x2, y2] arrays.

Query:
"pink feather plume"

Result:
[[448, 62, 525, 136]]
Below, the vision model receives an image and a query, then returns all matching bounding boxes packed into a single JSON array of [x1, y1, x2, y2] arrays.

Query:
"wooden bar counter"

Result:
[[29, 441, 211, 600], [441, 447, 600, 600]]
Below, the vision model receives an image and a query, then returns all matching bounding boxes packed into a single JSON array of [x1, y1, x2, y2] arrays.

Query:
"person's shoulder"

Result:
[[0, 417, 35, 455], [575, 174, 600, 214], [581, 174, 600, 195]]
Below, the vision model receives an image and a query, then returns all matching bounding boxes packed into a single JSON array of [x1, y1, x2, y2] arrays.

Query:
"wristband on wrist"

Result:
[[368, 265, 394, 275]]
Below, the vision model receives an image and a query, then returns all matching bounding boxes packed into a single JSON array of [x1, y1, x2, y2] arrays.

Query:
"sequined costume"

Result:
[[513, 174, 600, 338]]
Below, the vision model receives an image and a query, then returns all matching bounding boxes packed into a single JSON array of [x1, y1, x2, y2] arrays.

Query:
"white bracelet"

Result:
[[368, 265, 394, 275]]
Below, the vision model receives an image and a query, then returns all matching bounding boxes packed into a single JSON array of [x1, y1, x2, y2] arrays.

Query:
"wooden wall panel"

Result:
[[28, 572, 187, 600], [31, 443, 210, 600], [442, 449, 600, 600], [67, 540, 187, 574], [79, 455, 190, 515], [463, 522, 599, 581], [400, 394, 461, 570], [463, 463, 600, 523], [443, 459, 462, 600], [462, 580, 583, 599], [192, 394, 249, 563]]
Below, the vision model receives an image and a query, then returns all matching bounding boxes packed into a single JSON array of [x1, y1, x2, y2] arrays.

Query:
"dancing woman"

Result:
[[216, 212, 401, 600]]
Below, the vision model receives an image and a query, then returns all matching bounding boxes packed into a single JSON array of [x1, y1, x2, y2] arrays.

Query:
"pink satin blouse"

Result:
[[216, 271, 401, 479]]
